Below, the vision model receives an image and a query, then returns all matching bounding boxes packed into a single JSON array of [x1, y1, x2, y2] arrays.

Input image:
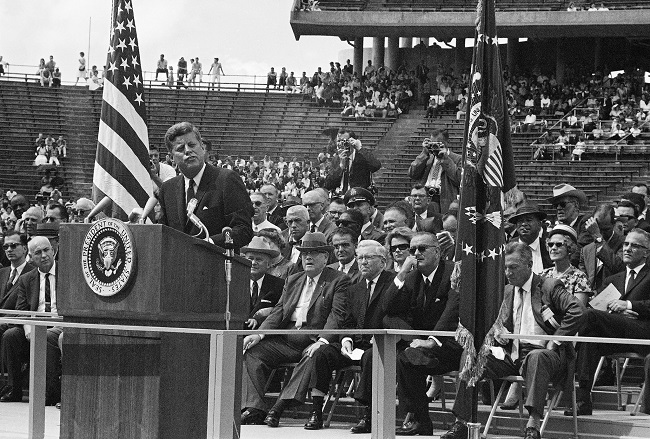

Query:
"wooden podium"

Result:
[[56, 224, 250, 439]]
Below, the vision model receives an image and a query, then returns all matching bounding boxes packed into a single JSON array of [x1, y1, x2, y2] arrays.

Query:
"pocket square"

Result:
[[261, 300, 271, 303], [435, 298, 441, 302], [202, 206, 208, 210]]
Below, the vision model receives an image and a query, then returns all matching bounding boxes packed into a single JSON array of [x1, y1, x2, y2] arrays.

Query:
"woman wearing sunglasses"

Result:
[[541, 224, 592, 305], [384, 227, 415, 274]]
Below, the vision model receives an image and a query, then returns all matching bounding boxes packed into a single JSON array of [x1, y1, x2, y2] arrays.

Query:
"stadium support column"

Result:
[[556, 38, 566, 85], [594, 38, 603, 72], [506, 38, 517, 72], [386, 37, 399, 72], [400, 37, 412, 48], [373, 37, 385, 68], [454, 41, 465, 77], [354, 37, 364, 76]]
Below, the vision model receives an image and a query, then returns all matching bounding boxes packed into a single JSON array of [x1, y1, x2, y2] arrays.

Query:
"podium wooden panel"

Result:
[[57, 224, 250, 439]]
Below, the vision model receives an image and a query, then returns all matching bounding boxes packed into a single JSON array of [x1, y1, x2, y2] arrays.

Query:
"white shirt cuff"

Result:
[[341, 337, 353, 347], [627, 300, 633, 310], [394, 277, 405, 289], [427, 336, 442, 347], [317, 337, 329, 344], [258, 334, 265, 340]]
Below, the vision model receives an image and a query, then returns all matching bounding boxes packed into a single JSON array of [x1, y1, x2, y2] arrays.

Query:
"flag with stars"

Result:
[[451, 0, 519, 388], [92, 0, 153, 219]]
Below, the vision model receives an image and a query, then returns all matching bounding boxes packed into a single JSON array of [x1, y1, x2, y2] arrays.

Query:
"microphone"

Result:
[[222, 226, 233, 243], [221, 226, 234, 329], [186, 198, 209, 241]]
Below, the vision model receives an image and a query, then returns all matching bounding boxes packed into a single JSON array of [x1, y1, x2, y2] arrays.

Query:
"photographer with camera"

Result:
[[408, 129, 462, 214], [323, 128, 381, 196]]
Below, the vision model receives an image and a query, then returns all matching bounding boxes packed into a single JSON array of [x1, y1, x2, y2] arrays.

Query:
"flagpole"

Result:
[[87, 17, 91, 76]]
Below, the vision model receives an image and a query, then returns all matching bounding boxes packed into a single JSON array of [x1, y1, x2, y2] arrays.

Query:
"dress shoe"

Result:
[[395, 420, 434, 436], [524, 426, 541, 439], [0, 391, 22, 403], [241, 408, 267, 425], [350, 415, 371, 433], [564, 400, 592, 416], [264, 409, 282, 428], [304, 409, 323, 430], [0, 385, 12, 398], [440, 420, 469, 439], [500, 400, 519, 410]]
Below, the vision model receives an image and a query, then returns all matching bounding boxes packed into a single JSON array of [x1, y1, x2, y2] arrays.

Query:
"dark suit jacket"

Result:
[[323, 148, 382, 192], [249, 274, 285, 325], [408, 150, 462, 214], [601, 264, 650, 321], [327, 260, 362, 284], [259, 266, 349, 343], [158, 164, 254, 249], [386, 260, 454, 331], [498, 274, 584, 349], [415, 213, 443, 233], [0, 262, 36, 311], [342, 270, 397, 350], [371, 209, 384, 230], [315, 216, 337, 243], [360, 223, 386, 244], [572, 214, 594, 267], [579, 235, 625, 290], [14, 268, 50, 312]]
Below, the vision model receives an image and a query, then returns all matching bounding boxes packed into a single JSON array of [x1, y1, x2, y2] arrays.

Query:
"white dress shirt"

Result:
[[511, 273, 546, 360], [291, 272, 322, 326]]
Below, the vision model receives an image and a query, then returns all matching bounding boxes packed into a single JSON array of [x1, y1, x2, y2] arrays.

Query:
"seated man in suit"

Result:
[[264, 240, 395, 432], [344, 187, 385, 243], [240, 232, 349, 429], [1, 237, 62, 405], [0, 231, 35, 311], [241, 236, 286, 329], [327, 227, 362, 284], [158, 122, 253, 249], [382, 232, 456, 435], [441, 242, 584, 439], [281, 205, 310, 266], [572, 228, 650, 416]]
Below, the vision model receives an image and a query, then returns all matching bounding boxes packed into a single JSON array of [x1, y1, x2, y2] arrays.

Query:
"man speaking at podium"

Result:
[[158, 122, 253, 249]]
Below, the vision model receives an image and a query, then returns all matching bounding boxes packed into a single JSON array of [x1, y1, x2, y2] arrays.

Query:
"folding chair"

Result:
[[323, 365, 361, 428], [592, 353, 645, 411], [483, 375, 579, 438]]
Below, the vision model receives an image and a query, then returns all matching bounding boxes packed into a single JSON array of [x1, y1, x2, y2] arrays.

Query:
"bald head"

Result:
[[302, 190, 327, 223]]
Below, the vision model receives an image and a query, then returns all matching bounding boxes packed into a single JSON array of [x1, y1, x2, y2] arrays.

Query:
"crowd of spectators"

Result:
[[33, 133, 66, 167]]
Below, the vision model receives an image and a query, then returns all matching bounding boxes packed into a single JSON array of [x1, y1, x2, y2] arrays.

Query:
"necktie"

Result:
[[626, 269, 636, 294], [423, 278, 431, 307], [187, 179, 196, 205], [44, 273, 51, 313], [310, 224, 317, 233], [296, 278, 314, 329], [367, 280, 374, 305], [511, 287, 524, 361], [6, 268, 17, 290], [251, 281, 259, 310]]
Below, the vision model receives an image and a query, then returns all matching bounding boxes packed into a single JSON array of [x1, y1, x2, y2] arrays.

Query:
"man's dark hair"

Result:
[[386, 200, 415, 228], [592, 203, 615, 225], [411, 183, 427, 192], [430, 128, 449, 142], [47, 203, 69, 222], [342, 208, 364, 226], [338, 127, 357, 140], [332, 226, 358, 243], [619, 200, 639, 218], [330, 198, 345, 207], [164, 122, 203, 151], [3, 230, 28, 246]]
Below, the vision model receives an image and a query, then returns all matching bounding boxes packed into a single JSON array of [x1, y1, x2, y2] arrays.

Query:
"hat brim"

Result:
[[547, 190, 587, 205], [508, 211, 547, 224], [548, 229, 577, 244], [296, 245, 334, 253], [240, 247, 279, 258]]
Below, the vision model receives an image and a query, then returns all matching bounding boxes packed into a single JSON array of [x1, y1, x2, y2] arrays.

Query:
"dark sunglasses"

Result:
[[252, 200, 264, 207], [390, 243, 409, 252], [2, 243, 20, 250], [554, 201, 574, 209], [409, 244, 435, 255], [43, 216, 59, 223], [547, 242, 565, 248], [335, 220, 357, 227]]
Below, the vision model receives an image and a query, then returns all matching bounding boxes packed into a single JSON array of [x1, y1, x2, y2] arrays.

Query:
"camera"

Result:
[[423, 138, 445, 155], [337, 137, 354, 153]]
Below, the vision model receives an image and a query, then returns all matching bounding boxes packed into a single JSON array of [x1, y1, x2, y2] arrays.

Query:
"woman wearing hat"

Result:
[[256, 229, 296, 279], [541, 224, 592, 305]]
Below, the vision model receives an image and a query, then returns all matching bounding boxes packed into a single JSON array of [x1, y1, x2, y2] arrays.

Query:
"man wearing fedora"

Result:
[[509, 203, 552, 275], [548, 183, 592, 266], [241, 237, 286, 329], [344, 187, 386, 244], [240, 232, 350, 429]]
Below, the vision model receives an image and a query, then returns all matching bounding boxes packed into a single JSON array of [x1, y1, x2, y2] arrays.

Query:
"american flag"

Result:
[[92, 0, 153, 219], [452, 0, 519, 387]]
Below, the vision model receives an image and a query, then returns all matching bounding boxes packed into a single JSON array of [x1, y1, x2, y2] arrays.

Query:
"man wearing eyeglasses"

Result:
[[326, 198, 346, 222], [0, 231, 35, 318], [302, 190, 336, 242], [1, 237, 62, 405], [409, 184, 443, 233], [572, 228, 650, 416], [384, 232, 459, 436], [250, 192, 280, 233], [547, 183, 592, 266], [408, 129, 462, 215]]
